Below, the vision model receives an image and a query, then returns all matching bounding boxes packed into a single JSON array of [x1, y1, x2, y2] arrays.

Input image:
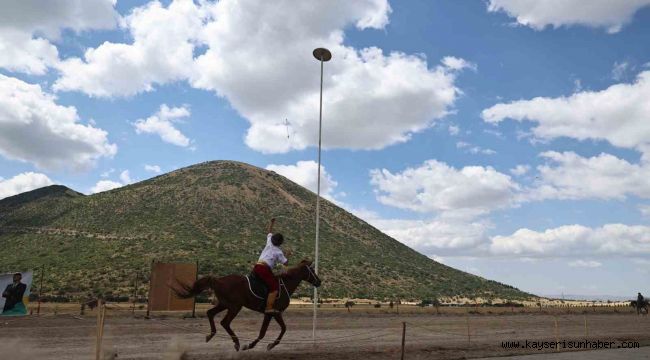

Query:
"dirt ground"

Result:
[[2, 304, 649, 360]]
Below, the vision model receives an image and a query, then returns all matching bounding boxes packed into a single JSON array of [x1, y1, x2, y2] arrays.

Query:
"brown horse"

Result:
[[173, 259, 321, 351]]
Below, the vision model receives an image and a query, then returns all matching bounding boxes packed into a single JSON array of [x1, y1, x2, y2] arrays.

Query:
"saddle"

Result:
[[246, 272, 280, 311]]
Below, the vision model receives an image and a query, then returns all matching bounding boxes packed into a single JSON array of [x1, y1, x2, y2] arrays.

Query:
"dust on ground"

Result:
[[2, 306, 649, 359]]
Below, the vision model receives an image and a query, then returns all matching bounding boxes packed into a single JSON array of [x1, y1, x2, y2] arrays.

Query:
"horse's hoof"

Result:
[[267, 342, 278, 351], [206, 332, 216, 343], [234, 343, 240, 352], [242, 344, 251, 351]]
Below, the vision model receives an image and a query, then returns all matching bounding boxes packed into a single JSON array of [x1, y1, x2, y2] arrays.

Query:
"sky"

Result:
[[1, 0, 650, 299]]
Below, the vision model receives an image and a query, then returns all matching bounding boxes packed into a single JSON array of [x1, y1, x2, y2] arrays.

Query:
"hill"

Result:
[[0, 161, 532, 301]]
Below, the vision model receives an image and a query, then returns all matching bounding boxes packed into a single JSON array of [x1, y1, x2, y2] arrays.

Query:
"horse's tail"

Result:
[[172, 276, 218, 299]]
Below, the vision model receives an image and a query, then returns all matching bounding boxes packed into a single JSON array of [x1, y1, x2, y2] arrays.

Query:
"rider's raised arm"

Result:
[[267, 218, 276, 234]]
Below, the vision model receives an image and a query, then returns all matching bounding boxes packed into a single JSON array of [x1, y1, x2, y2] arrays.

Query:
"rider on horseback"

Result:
[[639, 292, 645, 306], [253, 218, 290, 314]]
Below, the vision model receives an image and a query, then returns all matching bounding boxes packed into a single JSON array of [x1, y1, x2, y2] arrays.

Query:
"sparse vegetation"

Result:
[[0, 161, 532, 301]]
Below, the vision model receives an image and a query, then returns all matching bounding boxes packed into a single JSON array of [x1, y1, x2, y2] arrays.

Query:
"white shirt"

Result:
[[258, 233, 287, 268]]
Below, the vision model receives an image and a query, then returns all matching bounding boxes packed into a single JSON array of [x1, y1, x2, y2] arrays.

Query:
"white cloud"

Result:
[[365, 215, 491, 256], [133, 104, 192, 147], [529, 151, 650, 201], [54, 0, 201, 96], [90, 180, 123, 194], [348, 207, 491, 256], [448, 125, 460, 136], [119, 170, 133, 184], [487, 0, 650, 33], [0, 0, 118, 38], [91, 168, 133, 194], [441, 56, 477, 71], [483, 128, 505, 139], [362, 156, 650, 260], [266, 161, 338, 200], [0, 30, 59, 75], [612, 61, 631, 81], [0, 74, 117, 170], [639, 205, 650, 218], [144, 164, 162, 173], [456, 141, 497, 155], [0, 0, 119, 75], [54, 0, 469, 153], [194, 0, 467, 153], [370, 160, 518, 215], [568, 260, 602, 268], [490, 224, 650, 257], [510, 165, 530, 176], [482, 71, 650, 158], [100, 168, 115, 178], [573, 79, 583, 92], [0, 172, 54, 200]]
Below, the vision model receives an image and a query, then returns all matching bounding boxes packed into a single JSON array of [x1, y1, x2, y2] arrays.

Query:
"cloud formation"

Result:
[[54, 0, 470, 153], [490, 224, 650, 257], [0, 172, 53, 200], [482, 71, 650, 158], [144, 164, 161, 173], [0, 0, 119, 74], [54, 0, 200, 96], [364, 159, 521, 256], [568, 260, 602, 268], [90, 180, 123, 194], [266, 161, 338, 200], [363, 214, 492, 256], [134, 104, 192, 147], [510, 165, 530, 176], [90, 169, 133, 194], [456, 141, 497, 155], [529, 151, 650, 201], [370, 159, 519, 215], [0, 74, 116, 170], [487, 0, 650, 33]]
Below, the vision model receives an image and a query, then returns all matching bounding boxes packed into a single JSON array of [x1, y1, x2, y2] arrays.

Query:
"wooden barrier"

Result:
[[401, 322, 406, 360], [554, 317, 559, 352], [466, 312, 471, 344], [95, 299, 105, 360], [147, 261, 197, 313]]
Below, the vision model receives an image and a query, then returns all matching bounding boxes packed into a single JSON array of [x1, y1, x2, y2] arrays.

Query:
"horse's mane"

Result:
[[282, 259, 312, 278]]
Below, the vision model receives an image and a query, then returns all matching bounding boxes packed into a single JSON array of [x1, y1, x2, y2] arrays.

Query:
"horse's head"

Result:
[[297, 259, 321, 288]]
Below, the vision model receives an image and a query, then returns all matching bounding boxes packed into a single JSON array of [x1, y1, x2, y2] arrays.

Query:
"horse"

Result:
[[630, 300, 649, 315], [173, 259, 321, 351]]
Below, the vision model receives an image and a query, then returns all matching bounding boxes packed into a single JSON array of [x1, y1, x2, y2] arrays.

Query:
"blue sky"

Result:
[[1, 0, 650, 298]]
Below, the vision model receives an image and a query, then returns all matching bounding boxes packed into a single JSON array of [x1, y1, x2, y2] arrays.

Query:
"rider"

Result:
[[253, 218, 289, 314], [639, 292, 645, 306]]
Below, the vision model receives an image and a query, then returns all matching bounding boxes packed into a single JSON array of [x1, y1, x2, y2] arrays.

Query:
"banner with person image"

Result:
[[0, 271, 32, 316]]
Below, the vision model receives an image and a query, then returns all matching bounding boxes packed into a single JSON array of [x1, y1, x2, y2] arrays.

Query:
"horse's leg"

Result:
[[266, 313, 287, 351], [220, 306, 242, 351], [242, 314, 272, 351], [206, 303, 227, 342]]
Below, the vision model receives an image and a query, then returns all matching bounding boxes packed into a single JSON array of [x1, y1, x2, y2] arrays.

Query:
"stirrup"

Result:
[[264, 308, 279, 314]]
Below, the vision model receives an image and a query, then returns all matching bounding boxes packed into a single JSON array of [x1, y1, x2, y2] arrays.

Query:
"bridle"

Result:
[[304, 263, 319, 285]]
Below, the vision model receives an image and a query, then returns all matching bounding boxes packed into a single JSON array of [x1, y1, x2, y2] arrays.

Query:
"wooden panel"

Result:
[[149, 262, 196, 312], [168, 263, 196, 311]]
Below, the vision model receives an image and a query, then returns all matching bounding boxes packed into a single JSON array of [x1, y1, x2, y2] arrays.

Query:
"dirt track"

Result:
[[2, 306, 650, 359]]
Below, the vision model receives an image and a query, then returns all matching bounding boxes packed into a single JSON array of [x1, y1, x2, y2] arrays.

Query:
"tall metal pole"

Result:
[[312, 47, 331, 342]]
